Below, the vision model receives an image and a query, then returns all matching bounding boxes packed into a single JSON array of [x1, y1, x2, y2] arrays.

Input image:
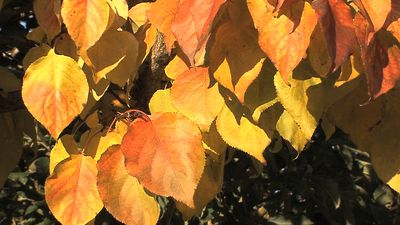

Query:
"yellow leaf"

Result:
[[335, 50, 363, 87], [165, 53, 189, 80], [276, 110, 308, 152], [149, 89, 177, 114], [387, 173, 400, 193], [308, 25, 333, 77], [49, 134, 79, 174], [216, 102, 269, 163], [45, 155, 103, 225], [171, 67, 224, 132], [107, 0, 129, 29], [97, 145, 160, 225], [135, 23, 157, 64], [22, 49, 89, 138], [274, 72, 322, 139], [129, 2, 152, 33], [85, 30, 139, 86], [61, 0, 110, 50]]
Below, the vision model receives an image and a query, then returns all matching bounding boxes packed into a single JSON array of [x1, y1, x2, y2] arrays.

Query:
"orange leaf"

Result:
[[171, 0, 226, 65], [33, 0, 62, 40], [171, 67, 224, 132], [275, 0, 299, 12], [354, 13, 400, 98], [120, 112, 205, 207], [147, 0, 179, 53], [61, 0, 110, 50], [45, 155, 103, 225], [312, 0, 357, 71], [97, 145, 160, 225], [255, 1, 317, 81], [22, 49, 89, 138], [354, 0, 391, 32]]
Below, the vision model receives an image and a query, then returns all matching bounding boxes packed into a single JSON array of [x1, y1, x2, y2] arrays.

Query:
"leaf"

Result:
[[328, 83, 400, 184], [387, 173, 400, 193], [129, 2, 152, 33], [120, 112, 205, 207], [135, 23, 157, 64], [354, 13, 400, 98], [171, 0, 226, 65], [107, 0, 128, 29], [165, 53, 189, 80], [274, 71, 323, 139], [147, 0, 179, 53], [49, 134, 79, 174], [61, 0, 110, 50], [216, 101, 269, 163], [0, 66, 21, 92], [176, 154, 224, 220], [209, 5, 266, 103], [22, 49, 89, 138], [45, 155, 103, 225], [276, 110, 308, 152], [97, 145, 160, 225], [22, 44, 51, 71], [84, 30, 139, 86], [171, 67, 224, 132], [253, 1, 317, 81], [202, 121, 227, 158], [0, 113, 23, 188], [26, 26, 47, 43], [312, 0, 357, 71], [354, 0, 391, 32], [149, 89, 178, 114], [81, 127, 123, 161], [33, 0, 61, 40], [54, 33, 79, 61], [308, 25, 333, 76], [335, 49, 363, 87]]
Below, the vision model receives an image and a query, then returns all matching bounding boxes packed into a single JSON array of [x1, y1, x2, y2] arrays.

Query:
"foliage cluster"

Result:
[[1, 0, 400, 224]]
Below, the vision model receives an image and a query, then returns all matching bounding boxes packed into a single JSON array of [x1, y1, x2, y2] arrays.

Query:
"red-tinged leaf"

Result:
[[255, 1, 317, 81], [45, 155, 103, 225], [312, 0, 357, 71], [171, 67, 224, 132], [171, 0, 226, 65], [33, 0, 61, 40], [61, 0, 110, 50], [147, 0, 179, 53], [22, 49, 89, 138], [354, 0, 391, 32], [97, 145, 160, 225], [354, 13, 400, 98], [120, 112, 205, 207], [275, 0, 299, 12]]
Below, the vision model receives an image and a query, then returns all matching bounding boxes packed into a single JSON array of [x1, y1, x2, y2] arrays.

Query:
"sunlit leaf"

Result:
[[354, 0, 391, 32], [149, 89, 177, 114], [216, 101, 269, 163], [49, 134, 79, 174], [45, 155, 103, 225], [171, 67, 224, 132], [253, 1, 317, 81], [129, 2, 152, 32], [147, 0, 179, 53], [171, 0, 226, 64], [97, 145, 160, 225], [276, 110, 308, 152], [121, 112, 205, 207], [61, 0, 110, 50], [22, 49, 89, 138]]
